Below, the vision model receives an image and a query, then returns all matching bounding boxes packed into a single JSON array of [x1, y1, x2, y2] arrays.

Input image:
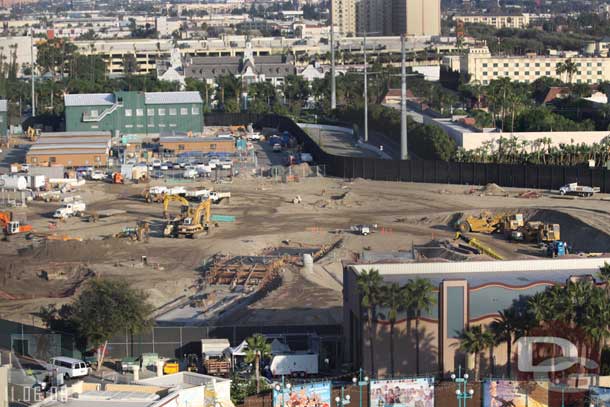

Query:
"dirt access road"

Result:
[[2, 175, 610, 326]]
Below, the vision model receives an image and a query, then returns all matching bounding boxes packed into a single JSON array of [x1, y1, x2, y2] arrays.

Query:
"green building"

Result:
[[0, 100, 8, 140], [64, 91, 204, 135]]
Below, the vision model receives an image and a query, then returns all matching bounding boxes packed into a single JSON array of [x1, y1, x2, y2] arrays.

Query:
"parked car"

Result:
[[183, 168, 198, 179], [160, 163, 169, 171], [89, 171, 106, 180], [152, 159, 162, 168], [48, 357, 89, 379], [272, 143, 282, 152], [247, 132, 261, 141]]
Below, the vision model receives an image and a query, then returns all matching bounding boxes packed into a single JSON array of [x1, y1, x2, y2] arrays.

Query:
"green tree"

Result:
[[356, 269, 384, 377], [556, 58, 578, 84], [123, 54, 139, 77], [457, 325, 488, 380], [70, 279, 153, 371], [244, 334, 271, 394], [406, 278, 436, 375], [380, 283, 408, 377]]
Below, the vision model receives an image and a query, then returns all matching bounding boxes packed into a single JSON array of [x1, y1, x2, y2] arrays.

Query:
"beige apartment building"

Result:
[[460, 47, 610, 85], [332, 0, 357, 36], [453, 14, 530, 29], [394, 0, 441, 36]]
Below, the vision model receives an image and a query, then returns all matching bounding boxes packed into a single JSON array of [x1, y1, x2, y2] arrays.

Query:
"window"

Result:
[[148, 123, 154, 128], [32, 157, 37, 163], [137, 124, 144, 128], [125, 109, 132, 117], [170, 123, 176, 127], [191, 107, 199, 115], [503, 63, 509, 67], [483, 72, 488, 76], [535, 63, 540, 67], [147, 108, 155, 116], [158, 108, 166, 116], [482, 63, 488, 67], [50, 157, 56, 163], [210, 144, 216, 150], [598, 62, 603, 67], [180, 107, 188, 115], [524, 71, 530, 75], [587, 71, 592, 75], [169, 108, 177, 116], [159, 123, 166, 127], [125, 124, 133, 128], [136, 108, 144, 117], [525, 63, 530, 67], [598, 71, 603, 75], [178, 144, 185, 150], [546, 71, 551, 76], [515, 63, 519, 67], [91, 125, 99, 129], [545, 62, 550, 67], [535, 71, 540, 75], [493, 63, 498, 67], [514, 71, 519, 76], [493, 71, 498, 76], [587, 62, 592, 67], [90, 109, 98, 117]]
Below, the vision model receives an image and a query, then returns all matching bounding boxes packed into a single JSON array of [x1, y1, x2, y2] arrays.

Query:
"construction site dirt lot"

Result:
[[3, 176, 610, 326]]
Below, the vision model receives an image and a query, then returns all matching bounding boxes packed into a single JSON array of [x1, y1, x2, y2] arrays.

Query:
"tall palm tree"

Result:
[[490, 309, 518, 378], [597, 262, 610, 294], [482, 330, 496, 377], [380, 282, 409, 377], [244, 334, 271, 393], [356, 268, 383, 378], [406, 278, 436, 375], [556, 59, 578, 84], [457, 325, 487, 380]]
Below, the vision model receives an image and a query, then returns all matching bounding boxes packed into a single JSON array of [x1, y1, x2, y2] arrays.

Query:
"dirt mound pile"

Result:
[[481, 183, 508, 196], [291, 163, 315, 176], [19, 240, 126, 262]]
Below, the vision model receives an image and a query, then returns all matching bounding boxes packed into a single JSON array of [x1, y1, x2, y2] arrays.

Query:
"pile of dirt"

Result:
[[291, 163, 314, 176], [481, 183, 508, 196], [18, 239, 127, 262], [312, 190, 362, 208]]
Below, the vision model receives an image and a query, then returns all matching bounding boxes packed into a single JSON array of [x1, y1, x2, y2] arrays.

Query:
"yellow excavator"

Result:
[[177, 199, 211, 239], [162, 194, 191, 219], [27, 127, 40, 142]]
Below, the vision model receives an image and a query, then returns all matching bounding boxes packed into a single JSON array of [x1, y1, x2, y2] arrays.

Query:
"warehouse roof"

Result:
[[27, 149, 109, 156], [40, 131, 112, 138], [64, 93, 115, 107], [145, 91, 203, 105], [38, 137, 111, 145], [0, 99, 7, 112], [30, 143, 109, 150]]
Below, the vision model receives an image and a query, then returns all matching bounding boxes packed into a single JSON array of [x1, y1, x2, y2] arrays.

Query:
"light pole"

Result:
[[330, 19, 336, 111], [451, 366, 474, 407], [555, 379, 565, 407], [363, 31, 368, 143], [275, 377, 292, 407], [400, 34, 407, 160], [335, 386, 351, 407], [352, 367, 369, 407]]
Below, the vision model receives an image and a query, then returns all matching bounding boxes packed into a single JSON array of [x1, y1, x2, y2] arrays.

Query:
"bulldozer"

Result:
[[455, 211, 523, 234], [0, 211, 33, 237]]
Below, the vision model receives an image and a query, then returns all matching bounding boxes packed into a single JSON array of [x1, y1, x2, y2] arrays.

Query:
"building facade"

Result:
[[392, 0, 441, 37], [160, 136, 236, 154], [459, 46, 610, 85], [453, 14, 531, 29], [64, 91, 204, 135], [343, 257, 610, 378], [331, 0, 357, 36]]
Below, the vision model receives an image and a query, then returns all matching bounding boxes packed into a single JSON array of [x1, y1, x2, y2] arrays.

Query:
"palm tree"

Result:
[[482, 330, 496, 377], [490, 309, 518, 377], [597, 262, 610, 294], [356, 268, 384, 378], [380, 282, 408, 377], [457, 325, 487, 380], [556, 59, 578, 84], [406, 278, 436, 375], [244, 334, 271, 393]]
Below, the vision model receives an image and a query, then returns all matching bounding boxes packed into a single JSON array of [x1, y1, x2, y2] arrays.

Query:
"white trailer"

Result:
[[270, 353, 318, 377]]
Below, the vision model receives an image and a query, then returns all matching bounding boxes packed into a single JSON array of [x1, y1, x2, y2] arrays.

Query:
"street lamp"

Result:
[[335, 386, 351, 407], [451, 366, 474, 407], [555, 379, 565, 407], [352, 368, 369, 407], [275, 378, 292, 407]]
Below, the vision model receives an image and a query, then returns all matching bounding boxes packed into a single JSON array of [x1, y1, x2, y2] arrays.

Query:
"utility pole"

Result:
[[330, 17, 336, 110], [400, 34, 408, 160], [30, 29, 35, 117], [363, 31, 368, 143]]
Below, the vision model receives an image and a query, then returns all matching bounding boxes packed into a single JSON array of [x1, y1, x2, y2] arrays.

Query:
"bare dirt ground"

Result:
[[2, 174, 610, 326]]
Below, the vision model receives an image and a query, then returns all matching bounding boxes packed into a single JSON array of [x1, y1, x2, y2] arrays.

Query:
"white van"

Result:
[[49, 357, 89, 379]]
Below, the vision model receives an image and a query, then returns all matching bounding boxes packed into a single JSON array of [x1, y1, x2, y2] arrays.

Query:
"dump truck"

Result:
[[559, 183, 600, 197], [201, 339, 231, 376], [53, 202, 86, 219]]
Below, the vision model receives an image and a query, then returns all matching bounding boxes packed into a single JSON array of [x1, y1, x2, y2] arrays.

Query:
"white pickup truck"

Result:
[[559, 183, 600, 197], [53, 201, 86, 219], [184, 189, 231, 203]]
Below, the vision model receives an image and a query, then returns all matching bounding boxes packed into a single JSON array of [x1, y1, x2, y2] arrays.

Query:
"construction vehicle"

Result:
[[0, 211, 33, 236], [177, 199, 211, 238], [501, 213, 524, 235], [114, 221, 150, 242], [350, 224, 377, 236], [163, 360, 180, 375], [184, 354, 199, 373], [455, 211, 505, 234], [26, 127, 40, 142], [53, 201, 86, 219], [559, 183, 600, 197], [511, 222, 560, 243], [162, 194, 192, 237], [455, 232, 505, 260]]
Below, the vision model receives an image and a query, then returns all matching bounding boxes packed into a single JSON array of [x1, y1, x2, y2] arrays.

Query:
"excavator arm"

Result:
[[162, 194, 190, 219], [193, 199, 211, 226]]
